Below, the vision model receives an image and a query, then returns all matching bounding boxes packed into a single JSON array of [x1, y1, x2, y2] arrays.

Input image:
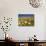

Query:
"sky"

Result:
[[18, 14, 34, 18]]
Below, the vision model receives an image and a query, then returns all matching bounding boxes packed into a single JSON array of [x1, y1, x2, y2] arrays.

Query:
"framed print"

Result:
[[18, 14, 34, 26]]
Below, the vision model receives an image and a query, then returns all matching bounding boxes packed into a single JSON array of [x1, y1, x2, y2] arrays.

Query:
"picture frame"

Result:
[[18, 14, 34, 26]]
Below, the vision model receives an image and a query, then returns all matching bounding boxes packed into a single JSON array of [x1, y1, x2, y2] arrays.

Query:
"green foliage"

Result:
[[18, 17, 34, 26]]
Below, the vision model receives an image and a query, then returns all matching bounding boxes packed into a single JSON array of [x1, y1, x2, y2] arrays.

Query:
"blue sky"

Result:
[[18, 14, 34, 18]]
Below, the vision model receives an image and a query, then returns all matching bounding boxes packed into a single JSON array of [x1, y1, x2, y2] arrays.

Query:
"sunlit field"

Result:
[[18, 14, 34, 26]]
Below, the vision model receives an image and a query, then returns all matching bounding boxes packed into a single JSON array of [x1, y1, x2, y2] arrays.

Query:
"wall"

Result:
[[0, 0, 46, 40]]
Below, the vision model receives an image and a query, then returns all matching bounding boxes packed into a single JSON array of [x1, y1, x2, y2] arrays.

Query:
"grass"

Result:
[[18, 17, 34, 26]]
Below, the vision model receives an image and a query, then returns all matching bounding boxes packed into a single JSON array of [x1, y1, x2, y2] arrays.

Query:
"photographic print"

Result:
[[18, 14, 34, 26]]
